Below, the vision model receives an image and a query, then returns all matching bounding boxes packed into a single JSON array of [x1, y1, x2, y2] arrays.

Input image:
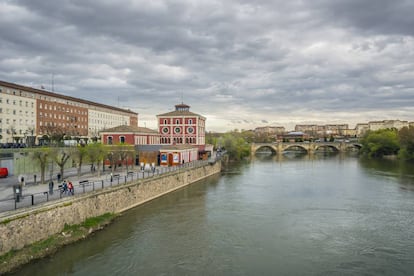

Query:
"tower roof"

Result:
[[157, 103, 205, 119]]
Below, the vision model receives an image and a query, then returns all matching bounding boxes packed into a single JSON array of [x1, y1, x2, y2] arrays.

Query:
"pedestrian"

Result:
[[49, 180, 54, 195], [61, 180, 68, 195], [68, 181, 74, 195], [110, 172, 113, 182]]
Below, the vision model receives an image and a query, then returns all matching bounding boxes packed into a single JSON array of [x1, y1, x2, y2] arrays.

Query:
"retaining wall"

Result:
[[0, 161, 221, 256]]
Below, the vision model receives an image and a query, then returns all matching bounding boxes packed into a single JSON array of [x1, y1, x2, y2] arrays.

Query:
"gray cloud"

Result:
[[1, 0, 413, 131]]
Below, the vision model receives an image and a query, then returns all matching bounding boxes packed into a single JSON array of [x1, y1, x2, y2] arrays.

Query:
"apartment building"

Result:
[[0, 80, 138, 144], [254, 126, 285, 135], [295, 124, 349, 137], [368, 120, 409, 131]]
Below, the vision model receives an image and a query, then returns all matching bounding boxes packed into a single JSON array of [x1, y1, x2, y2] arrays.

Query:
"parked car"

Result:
[[0, 167, 8, 178]]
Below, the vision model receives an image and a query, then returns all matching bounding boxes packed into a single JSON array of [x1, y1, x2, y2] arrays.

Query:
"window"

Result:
[[174, 127, 181, 134], [107, 136, 113, 145], [188, 119, 193, 124], [120, 136, 125, 143], [162, 127, 169, 134], [164, 119, 167, 124], [176, 119, 180, 124]]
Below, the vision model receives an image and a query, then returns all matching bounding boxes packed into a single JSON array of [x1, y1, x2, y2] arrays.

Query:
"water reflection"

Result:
[[359, 158, 414, 191]]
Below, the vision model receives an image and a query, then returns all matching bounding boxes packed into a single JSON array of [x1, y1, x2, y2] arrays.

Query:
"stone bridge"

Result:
[[251, 142, 362, 155]]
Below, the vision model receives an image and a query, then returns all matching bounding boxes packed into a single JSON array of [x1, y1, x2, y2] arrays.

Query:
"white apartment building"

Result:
[[368, 120, 409, 131], [0, 86, 37, 143], [88, 108, 134, 138]]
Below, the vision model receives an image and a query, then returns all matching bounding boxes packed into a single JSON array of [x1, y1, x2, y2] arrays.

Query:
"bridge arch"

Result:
[[252, 144, 278, 155], [314, 144, 340, 152], [254, 145, 277, 155], [344, 143, 362, 152], [282, 144, 308, 153]]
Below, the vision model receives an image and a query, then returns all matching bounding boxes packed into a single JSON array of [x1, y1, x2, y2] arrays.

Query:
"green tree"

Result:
[[51, 148, 71, 180], [220, 131, 251, 161], [71, 144, 88, 177], [87, 143, 106, 177], [31, 147, 51, 184], [361, 129, 400, 158], [398, 126, 414, 161]]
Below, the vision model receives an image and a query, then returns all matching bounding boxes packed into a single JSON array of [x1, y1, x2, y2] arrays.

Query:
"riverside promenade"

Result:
[[0, 160, 212, 215]]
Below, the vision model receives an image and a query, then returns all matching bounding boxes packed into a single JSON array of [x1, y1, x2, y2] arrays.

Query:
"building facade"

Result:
[[157, 103, 206, 147], [100, 125, 160, 145], [254, 126, 285, 135], [368, 120, 409, 131], [295, 124, 349, 137], [0, 80, 138, 144]]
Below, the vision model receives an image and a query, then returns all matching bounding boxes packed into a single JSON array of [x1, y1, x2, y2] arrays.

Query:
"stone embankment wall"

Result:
[[0, 162, 221, 256]]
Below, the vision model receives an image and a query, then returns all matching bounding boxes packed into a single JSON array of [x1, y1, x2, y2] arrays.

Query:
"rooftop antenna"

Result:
[[51, 73, 54, 92]]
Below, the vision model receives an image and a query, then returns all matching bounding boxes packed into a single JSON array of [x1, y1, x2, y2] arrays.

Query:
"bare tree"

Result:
[[117, 143, 135, 172], [51, 148, 71, 180], [71, 144, 88, 177], [31, 147, 51, 184]]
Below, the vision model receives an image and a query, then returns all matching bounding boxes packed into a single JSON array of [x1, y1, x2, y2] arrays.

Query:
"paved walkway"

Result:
[[0, 165, 111, 200], [0, 160, 212, 214]]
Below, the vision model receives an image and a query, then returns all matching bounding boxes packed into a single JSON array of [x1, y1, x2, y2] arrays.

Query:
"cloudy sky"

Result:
[[1, 0, 414, 132]]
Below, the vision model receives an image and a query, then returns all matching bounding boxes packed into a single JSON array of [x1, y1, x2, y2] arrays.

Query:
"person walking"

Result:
[[61, 180, 68, 195], [67, 181, 74, 195]]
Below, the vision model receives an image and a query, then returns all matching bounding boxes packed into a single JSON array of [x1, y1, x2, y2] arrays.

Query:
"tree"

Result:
[[51, 148, 71, 180], [360, 129, 400, 158], [116, 143, 135, 172], [106, 149, 120, 174], [71, 144, 88, 177], [219, 131, 251, 161], [87, 143, 106, 177], [398, 126, 414, 161], [31, 147, 51, 184]]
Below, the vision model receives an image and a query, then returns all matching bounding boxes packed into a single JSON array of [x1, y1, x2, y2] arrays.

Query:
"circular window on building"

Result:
[[174, 127, 181, 134], [162, 127, 169, 134], [187, 127, 194, 133]]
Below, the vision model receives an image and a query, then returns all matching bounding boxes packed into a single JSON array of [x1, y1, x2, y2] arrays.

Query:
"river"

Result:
[[12, 154, 414, 275]]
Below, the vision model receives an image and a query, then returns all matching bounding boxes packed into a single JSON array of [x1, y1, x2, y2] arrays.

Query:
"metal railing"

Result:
[[0, 159, 215, 214]]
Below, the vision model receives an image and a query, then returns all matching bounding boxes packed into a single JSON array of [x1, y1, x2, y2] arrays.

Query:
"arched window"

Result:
[[120, 136, 125, 143], [107, 136, 113, 145]]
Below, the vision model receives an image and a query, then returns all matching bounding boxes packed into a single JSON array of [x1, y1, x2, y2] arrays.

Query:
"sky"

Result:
[[1, 0, 414, 132]]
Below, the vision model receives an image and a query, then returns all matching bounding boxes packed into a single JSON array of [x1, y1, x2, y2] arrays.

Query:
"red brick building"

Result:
[[100, 125, 160, 145], [156, 103, 206, 148]]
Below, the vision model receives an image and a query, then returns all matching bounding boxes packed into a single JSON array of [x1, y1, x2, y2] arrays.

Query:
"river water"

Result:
[[13, 154, 414, 275]]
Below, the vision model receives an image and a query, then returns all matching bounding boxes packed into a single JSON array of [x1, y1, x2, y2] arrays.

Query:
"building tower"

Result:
[[157, 103, 206, 147]]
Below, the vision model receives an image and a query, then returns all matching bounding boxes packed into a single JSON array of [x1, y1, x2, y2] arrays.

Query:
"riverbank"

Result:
[[0, 213, 117, 275], [0, 161, 221, 274]]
